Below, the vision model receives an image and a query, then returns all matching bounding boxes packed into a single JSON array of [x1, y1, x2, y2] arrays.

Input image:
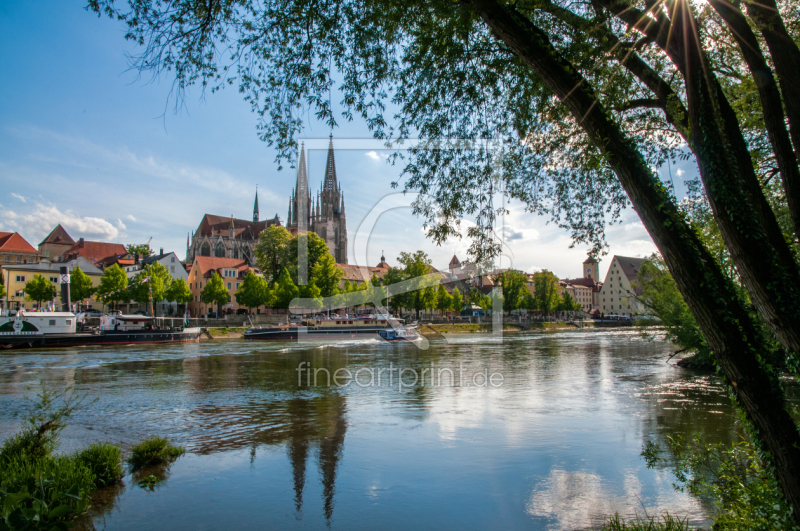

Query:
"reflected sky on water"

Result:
[[1, 330, 791, 530]]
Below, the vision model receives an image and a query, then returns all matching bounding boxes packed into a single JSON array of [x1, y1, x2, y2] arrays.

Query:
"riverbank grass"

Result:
[[603, 512, 694, 530], [127, 437, 185, 470], [75, 442, 124, 486]]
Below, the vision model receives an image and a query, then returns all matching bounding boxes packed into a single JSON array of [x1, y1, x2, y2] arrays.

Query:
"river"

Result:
[[1, 329, 791, 530]]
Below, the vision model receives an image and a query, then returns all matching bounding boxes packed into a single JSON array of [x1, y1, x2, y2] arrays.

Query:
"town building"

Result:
[[0, 232, 40, 266], [38, 225, 74, 260], [186, 256, 263, 316], [1, 257, 103, 311], [561, 255, 603, 312], [185, 191, 281, 268], [61, 238, 128, 267], [288, 137, 348, 264], [337, 252, 391, 289], [124, 249, 190, 315], [598, 255, 646, 316]]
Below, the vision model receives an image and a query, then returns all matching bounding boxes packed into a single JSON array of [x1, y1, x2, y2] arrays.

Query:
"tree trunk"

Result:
[[469, 0, 800, 518], [709, 0, 800, 236], [604, 0, 800, 356], [745, 0, 800, 162]]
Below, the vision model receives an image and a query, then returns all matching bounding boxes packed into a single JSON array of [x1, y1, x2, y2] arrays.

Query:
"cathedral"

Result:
[[185, 191, 281, 267], [288, 136, 348, 264], [185, 136, 349, 267]]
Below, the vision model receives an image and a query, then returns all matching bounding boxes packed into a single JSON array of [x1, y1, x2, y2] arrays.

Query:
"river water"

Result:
[[0, 330, 790, 530]]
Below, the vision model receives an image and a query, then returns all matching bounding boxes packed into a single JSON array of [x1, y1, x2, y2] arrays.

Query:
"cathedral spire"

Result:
[[297, 143, 309, 196], [253, 186, 260, 223], [323, 134, 338, 192]]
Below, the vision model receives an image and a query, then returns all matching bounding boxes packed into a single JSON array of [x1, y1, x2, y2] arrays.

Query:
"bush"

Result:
[[603, 512, 694, 530], [75, 443, 123, 487], [0, 454, 95, 527], [127, 438, 185, 471], [642, 435, 800, 531]]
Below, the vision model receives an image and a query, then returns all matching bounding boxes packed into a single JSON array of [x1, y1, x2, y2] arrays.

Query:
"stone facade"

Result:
[[186, 191, 281, 268], [288, 136, 348, 264]]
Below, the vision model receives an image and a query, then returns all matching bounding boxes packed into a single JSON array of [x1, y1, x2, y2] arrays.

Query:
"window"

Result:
[[49, 320, 56, 326], [16, 256, 22, 263], [227, 282, 232, 289], [171, 257, 175, 263], [49, 277, 58, 283], [170, 266, 175, 273], [4, 255, 10, 262], [15, 275, 25, 282], [65, 320, 71, 325], [236, 283, 240, 289]]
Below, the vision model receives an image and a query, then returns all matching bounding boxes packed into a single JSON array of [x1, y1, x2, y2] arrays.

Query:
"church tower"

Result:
[[583, 255, 599, 280], [312, 135, 348, 264], [253, 187, 260, 223], [288, 143, 312, 233]]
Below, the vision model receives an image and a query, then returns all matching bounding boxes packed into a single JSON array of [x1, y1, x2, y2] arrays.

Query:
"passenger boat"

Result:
[[378, 327, 421, 341], [0, 311, 202, 350], [244, 315, 418, 341]]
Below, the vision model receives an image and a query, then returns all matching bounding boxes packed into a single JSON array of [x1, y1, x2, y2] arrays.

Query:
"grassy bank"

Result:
[[0, 385, 184, 530], [419, 323, 523, 335], [203, 327, 248, 339]]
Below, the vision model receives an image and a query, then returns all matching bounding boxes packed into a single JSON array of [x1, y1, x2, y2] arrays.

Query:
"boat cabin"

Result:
[[0, 312, 76, 335], [100, 314, 153, 331]]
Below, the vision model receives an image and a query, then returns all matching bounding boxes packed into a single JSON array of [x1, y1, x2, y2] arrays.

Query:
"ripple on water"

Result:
[[0, 332, 785, 530]]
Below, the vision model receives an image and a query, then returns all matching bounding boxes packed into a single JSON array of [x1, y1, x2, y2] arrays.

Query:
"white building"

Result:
[[126, 250, 188, 316], [597, 256, 647, 316]]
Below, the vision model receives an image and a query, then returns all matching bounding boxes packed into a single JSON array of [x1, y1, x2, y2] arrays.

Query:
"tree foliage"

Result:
[[532, 271, 560, 315], [310, 253, 343, 298], [235, 271, 270, 310], [126, 244, 151, 258], [272, 268, 299, 309], [634, 256, 711, 362], [24, 275, 57, 308], [95, 264, 128, 309], [499, 270, 528, 312], [165, 277, 192, 304], [127, 262, 172, 307], [254, 225, 292, 285], [200, 273, 229, 311], [69, 267, 95, 305]]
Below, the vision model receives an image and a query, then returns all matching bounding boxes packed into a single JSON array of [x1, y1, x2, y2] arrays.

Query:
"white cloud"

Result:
[[365, 151, 389, 161], [126, 215, 136, 222], [10, 193, 26, 203], [0, 202, 123, 243], [676, 168, 685, 176], [116, 219, 127, 231]]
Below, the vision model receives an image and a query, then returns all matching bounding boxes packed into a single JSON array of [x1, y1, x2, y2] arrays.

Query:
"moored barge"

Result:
[[244, 315, 419, 341], [0, 312, 201, 350]]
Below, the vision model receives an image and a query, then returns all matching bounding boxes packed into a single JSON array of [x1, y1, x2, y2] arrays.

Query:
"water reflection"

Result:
[[0, 330, 795, 530]]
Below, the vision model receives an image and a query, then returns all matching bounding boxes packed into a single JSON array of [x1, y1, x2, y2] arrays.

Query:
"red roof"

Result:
[[62, 239, 127, 264], [195, 214, 281, 241], [192, 256, 249, 278], [0, 232, 39, 255], [40, 224, 75, 246]]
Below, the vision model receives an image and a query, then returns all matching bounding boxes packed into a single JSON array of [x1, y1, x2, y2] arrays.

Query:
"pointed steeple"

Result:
[[323, 134, 337, 192], [297, 143, 309, 196], [253, 186, 260, 223]]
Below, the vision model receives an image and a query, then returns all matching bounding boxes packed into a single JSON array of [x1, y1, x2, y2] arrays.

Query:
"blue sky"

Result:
[[0, 1, 699, 280]]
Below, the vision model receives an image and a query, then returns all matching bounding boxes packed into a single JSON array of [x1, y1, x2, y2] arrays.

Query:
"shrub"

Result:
[[127, 438, 185, 471], [642, 435, 800, 531], [75, 443, 124, 487], [603, 512, 694, 530], [0, 454, 95, 526]]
